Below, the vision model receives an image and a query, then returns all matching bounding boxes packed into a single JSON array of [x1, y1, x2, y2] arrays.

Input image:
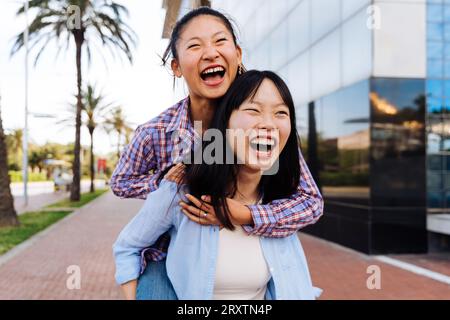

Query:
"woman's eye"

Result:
[[217, 38, 227, 43], [276, 111, 289, 116], [245, 108, 259, 113], [188, 44, 199, 49]]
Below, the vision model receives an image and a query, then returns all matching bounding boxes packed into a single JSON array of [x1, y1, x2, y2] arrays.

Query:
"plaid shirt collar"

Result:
[[165, 97, 191, 134]]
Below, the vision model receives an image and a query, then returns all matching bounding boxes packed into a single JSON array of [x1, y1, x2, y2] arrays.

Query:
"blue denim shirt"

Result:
[[113, 179, 322, 300]]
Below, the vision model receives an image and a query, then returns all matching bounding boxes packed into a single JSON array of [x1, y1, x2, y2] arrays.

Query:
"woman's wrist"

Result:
[[231, 202, 254, 226]]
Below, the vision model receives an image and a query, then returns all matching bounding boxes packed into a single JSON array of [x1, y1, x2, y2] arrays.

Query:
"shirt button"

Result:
[[270, 267, 274, 272]]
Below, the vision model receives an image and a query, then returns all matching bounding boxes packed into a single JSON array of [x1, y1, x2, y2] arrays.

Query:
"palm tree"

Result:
[[83, 84, 111, 192], [8, 129, 23, 170], [0, 97, 19, 227], [58, 85, 111, 192], [11, 0, 137, 201], [104, 106, 132, 160]]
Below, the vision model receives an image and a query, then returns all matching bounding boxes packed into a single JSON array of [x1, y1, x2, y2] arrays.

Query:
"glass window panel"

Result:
[[428, 191, 444, 208], [445, 23, 450, 40], [445, 175, 450, 190], [444, 98, 450, 112], [444, 43, 450, 58], [428, 97, 444, 113], [442, 136, 450, 151], [342, 7, 372, 87], [445, 60, 450, 78], [428, 132, 443, 154], [445, 5, 450, 22], [444, 80, 450, 95], [428, 59, 444, 77], [270, 21, 288, 71], [342, 0, 370, 20], [428, 41, 443, 59], [287, 0, 310, 60], [311, 0, 340, 43], [428, 154, 444, 170], [429, 4, 443, 22], [427, 80, 444, 97], [428, 22, 444, 41], [311, 30, 340, 99], [428, 171, 443, 189]]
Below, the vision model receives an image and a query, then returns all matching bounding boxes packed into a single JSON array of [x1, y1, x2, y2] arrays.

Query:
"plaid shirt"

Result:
[[111, 97, 323, 267]]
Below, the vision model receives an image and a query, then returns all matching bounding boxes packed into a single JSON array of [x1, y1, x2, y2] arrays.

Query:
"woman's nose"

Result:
[[202, 45, 220, 61], [257, 114, 277, 130]]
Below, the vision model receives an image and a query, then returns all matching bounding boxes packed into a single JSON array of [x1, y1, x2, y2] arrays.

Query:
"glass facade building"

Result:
[[209, 0, 446, 254]]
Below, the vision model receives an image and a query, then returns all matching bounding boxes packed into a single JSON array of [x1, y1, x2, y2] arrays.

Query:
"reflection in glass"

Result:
[[428, 41, 443, 59], [429, 4, 443, 22], [427, 79, 444, 97], [371, 78, 426, 207], [302, 80, 370, 204], [428, 59, 443, 78], [428, 22, 444, 41]]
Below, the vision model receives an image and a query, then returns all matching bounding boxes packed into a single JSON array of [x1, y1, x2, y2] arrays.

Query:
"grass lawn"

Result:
[[0, 210, 71, 255], [0, 188, 109, 256], [46, 188, 108, 208]]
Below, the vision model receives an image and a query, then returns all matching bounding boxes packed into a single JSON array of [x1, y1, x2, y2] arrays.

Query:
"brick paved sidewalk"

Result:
[[0, 191, 142, 299], [0, 190, 449, 299], [300, 233, 450, 299]]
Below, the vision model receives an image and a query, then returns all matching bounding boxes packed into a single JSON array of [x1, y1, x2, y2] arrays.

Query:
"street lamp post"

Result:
[[22, 0, 29, 206]]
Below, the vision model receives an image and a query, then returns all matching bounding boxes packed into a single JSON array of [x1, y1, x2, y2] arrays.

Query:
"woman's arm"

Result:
[[110, 125, 160, 199], [121, 280, 137, 300], [180, 150, 323, 238], [112, 179, 179, 295], [242, 150, 323, 237]]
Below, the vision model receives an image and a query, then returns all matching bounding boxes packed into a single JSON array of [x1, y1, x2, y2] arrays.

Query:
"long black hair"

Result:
[[184, 70, 301, 230]]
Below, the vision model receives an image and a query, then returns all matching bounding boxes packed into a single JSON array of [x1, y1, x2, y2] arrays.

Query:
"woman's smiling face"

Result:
[[171, 15, 242, 101], [227, 79, 292, 173]]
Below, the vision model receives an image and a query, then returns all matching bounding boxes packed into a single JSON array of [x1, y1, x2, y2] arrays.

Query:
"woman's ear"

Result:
[[171, 59, 182, 78], [236, 45, 243, 66]]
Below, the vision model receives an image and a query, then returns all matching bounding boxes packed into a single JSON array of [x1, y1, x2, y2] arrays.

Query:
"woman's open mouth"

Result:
[[249, 137, 277, 160], [200, 65, 226, 87]]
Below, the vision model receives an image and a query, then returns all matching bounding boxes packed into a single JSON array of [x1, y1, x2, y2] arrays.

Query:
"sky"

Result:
[[0, 0, 187, 156]]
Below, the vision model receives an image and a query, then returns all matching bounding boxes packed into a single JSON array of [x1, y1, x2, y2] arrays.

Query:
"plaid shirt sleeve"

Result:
[[110, 125, 160, 199], [242, 149, 324, 237]]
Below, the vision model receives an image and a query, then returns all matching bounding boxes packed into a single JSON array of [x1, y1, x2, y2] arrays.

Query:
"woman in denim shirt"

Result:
[[113, 70, 322, 300]]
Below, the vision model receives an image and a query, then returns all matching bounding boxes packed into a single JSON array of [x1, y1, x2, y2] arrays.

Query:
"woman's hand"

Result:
[[164, 163, 186, 185], [179, 195, 254, 227]]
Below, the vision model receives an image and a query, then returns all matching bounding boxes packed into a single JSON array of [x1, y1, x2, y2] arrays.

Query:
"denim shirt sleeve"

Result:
[[112, 179, 180, 285]]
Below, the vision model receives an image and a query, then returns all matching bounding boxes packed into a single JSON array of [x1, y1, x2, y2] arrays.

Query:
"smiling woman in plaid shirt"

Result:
[[110, 7, 323, 300]]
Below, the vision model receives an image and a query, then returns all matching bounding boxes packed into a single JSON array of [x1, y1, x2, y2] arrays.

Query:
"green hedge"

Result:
[[8, 171, 48, 183]]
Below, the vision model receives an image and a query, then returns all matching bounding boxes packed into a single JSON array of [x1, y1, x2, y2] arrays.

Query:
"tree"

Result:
[[104, 106, 132, 160], [8, 129, 23, 170], [83, 84, 111, 192], [58, 85, 112, 192], [0, 97, 19, 227], [11, 0, 136, 201]]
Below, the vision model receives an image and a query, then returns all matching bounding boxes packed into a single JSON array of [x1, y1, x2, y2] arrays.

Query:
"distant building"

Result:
[[162, 0, 450, 254]]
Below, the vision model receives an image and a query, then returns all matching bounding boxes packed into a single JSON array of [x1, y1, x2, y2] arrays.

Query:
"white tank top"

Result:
[[212, 222, 271, 300]]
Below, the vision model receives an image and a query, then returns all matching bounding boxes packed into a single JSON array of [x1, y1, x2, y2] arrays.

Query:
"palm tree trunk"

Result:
[[0, 110, 19, 227], [89, 129, 95, 193], [70, 32, 83, 201]]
